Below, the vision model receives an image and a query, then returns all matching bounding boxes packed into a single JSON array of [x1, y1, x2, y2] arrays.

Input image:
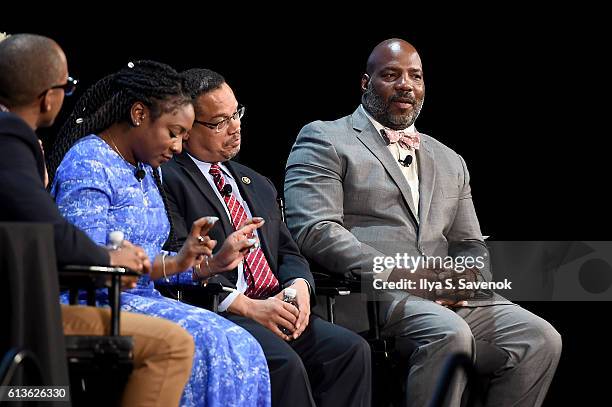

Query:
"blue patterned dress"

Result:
[[51, 135, 271, 407]]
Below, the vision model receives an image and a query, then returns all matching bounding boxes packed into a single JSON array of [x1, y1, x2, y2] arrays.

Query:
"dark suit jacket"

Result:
[[161, 151, 315, 302], [0, 112, 109, 266], [1, 111, 110, 392]]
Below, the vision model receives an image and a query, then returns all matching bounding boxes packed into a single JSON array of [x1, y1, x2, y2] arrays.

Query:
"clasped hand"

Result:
[[389, 266, 481, 307]]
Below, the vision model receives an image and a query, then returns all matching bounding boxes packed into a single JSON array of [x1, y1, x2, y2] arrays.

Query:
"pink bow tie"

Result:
[[382, 128, 420, 150]]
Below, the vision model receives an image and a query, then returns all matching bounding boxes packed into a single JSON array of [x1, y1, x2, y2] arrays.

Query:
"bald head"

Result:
[[361, 38, 425, 130], [366, 38, 421, 75], [0, 34, 67, 108]]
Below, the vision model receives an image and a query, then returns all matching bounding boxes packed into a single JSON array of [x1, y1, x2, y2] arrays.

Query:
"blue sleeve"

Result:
[[52, 149, 113, 247], [154, 249, 199, 286]]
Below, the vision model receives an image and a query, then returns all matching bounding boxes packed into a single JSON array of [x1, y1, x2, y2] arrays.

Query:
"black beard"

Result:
[[361, 83, 423, 130]]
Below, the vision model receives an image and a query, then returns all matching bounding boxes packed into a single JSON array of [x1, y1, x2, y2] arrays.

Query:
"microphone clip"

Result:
[[398, 155, 413, 167], [134, 164, 146, 182], [221, 184, 233, 197]]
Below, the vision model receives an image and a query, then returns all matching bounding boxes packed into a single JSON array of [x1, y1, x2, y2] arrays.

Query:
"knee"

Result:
[[165, 323, 196, 363], [271, 347, 307, 379], [352, 335, 372, 365], [328, 323, 372, 362], [146, 318, 195, 369], [336, 333, 371, 368], [442, 320, 475, 355], [532, 321, 562, 362]]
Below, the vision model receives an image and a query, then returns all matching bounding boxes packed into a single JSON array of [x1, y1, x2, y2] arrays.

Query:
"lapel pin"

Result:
[[241, 176, 251, 185]]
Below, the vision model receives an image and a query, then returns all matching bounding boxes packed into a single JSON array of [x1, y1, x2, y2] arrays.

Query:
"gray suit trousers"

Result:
[[380, 294, 562, 407]]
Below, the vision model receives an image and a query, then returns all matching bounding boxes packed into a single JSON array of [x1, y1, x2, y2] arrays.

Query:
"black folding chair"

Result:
[[59, 265, 140, 406]]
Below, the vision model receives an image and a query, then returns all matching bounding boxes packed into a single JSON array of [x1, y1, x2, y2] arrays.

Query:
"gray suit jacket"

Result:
[[285, 107, 506, 311]]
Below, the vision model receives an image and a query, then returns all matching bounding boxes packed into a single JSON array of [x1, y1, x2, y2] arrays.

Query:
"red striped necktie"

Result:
[[209, 163, 279, 298]]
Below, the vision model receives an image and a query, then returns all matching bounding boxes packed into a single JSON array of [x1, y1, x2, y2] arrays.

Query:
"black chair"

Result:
[[311, 268, 399, 405], [312, 268, 508, 407], [59, 265, 140, 406], [1, 222, 69, 393], [1, 222, 140, 406], [155, 279, 230, 312], [0, 348, 44, 386]]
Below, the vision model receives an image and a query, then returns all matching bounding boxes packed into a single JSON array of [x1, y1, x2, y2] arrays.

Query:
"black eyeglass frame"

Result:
[[40, 76, 78, 97], [193, 105, 245, 133]]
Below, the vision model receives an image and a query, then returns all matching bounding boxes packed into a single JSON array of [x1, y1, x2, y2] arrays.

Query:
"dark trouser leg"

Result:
[[290, 316, 372, 407], [225, 314, 315, 407]]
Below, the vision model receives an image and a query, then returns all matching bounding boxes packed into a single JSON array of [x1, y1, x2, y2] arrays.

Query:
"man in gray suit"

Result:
[[284, 38, 562, 406]]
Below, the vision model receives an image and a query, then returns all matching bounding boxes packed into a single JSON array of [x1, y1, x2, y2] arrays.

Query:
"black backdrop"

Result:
[[4, 13, 608, 405]]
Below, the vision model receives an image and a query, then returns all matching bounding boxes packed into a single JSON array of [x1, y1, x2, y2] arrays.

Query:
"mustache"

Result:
[[390, 93, 416, 104], [224, 135, 241, 147]]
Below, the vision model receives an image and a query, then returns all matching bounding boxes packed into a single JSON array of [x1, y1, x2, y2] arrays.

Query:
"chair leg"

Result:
[[326, 296, 336, 323], [109, 274, 121, 336], [0, 349, 43, 386], [86, 289, 96, 307], [212, 294, 219, 313], [367, 300, 380, 340], [69, 288, 78, 305]]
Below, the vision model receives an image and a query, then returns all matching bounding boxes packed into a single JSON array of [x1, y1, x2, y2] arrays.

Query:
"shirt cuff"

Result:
[[284, 278, 312, 295], [218, 290, 240, 312]]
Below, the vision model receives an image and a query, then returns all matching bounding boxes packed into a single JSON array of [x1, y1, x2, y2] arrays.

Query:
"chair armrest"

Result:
[[59, 265, 141, 293], [59, 265, 140, 336], [59, 265, 140, 278], [154, 279, 235, 313], [316, 286, 351, 297], [311, 269, 360, 295]]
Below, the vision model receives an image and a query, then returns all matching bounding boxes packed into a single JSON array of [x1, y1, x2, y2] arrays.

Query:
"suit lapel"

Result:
[[351, 108, 419, 224], [416, 137, 435, 228], [174, 152, 234, 236], [226, 162, 275, 269]]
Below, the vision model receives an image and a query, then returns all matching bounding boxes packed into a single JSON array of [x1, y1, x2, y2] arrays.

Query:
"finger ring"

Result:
[[196, 235, 205, 244]]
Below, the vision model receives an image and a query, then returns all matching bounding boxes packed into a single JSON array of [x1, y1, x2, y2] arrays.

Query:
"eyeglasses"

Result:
[[42, 76, 78, 97], [194, 105, 245, 133]]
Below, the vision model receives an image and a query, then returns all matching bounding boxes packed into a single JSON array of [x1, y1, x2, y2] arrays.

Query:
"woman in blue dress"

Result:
[[48, 61, 271, 407]]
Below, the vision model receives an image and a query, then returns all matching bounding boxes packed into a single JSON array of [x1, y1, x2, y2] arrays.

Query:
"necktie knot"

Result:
[[382, 128, 421, 150], [208, 164, 226, 195], [209, 163, 222, 177], [209, 163, 224, 181]]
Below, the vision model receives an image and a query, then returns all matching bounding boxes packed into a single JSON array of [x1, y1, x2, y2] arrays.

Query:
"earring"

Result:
[[135, 122, 141, 126]]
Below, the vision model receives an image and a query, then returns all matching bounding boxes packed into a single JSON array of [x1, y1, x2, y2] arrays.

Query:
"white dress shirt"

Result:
[[359, 104, 420, 216]]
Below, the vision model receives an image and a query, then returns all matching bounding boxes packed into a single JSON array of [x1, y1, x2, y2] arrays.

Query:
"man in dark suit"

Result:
[[161, 68, 371, 407], [0, 33, 194, 406]]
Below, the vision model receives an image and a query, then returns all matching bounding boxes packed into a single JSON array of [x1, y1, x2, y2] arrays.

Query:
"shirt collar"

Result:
[[359, 104, 416, 138], [186, 153, 234, 180]]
